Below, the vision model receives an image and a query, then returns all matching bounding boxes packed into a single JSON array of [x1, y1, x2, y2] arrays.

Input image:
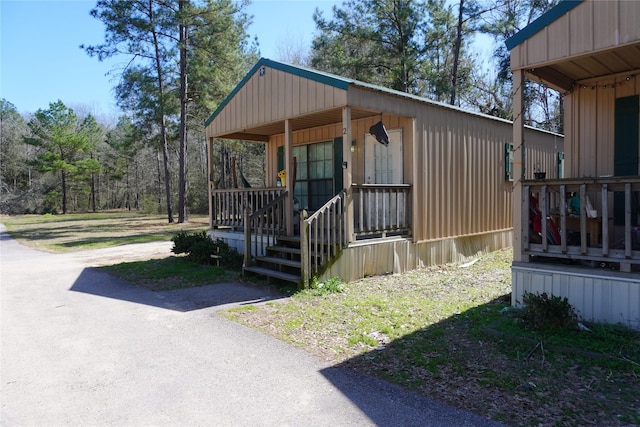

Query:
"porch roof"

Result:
[[507, 0, 640, 92]]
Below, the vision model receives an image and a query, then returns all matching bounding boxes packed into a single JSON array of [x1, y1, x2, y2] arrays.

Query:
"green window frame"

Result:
[[293, 141, 334, 211], [505, 143, 514, 181], [557, 152, 564, 178]]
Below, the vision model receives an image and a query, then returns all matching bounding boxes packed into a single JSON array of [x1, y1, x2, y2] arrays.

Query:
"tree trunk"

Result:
[[90, 152, 96, 212], [177, 0, 188, 223], [450, 0, 464, 106], [150, 0, 173, 223], [61, 170, 67, 214]]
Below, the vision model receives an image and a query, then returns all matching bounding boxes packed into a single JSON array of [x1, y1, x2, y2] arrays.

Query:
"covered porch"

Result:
[[205, 60, 415, 287], [509, 0, 640, 328]]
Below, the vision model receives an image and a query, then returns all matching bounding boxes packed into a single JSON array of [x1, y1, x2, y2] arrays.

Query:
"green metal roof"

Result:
[[505, 0, 583, 51]]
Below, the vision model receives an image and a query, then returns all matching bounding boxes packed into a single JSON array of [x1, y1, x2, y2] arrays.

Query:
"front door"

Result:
[[364, 129, 404, 230], [365, 129, 403, 184], [614, 95, 639, 225]]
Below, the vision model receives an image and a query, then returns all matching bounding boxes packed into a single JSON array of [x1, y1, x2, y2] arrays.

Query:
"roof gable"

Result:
[[506, 0, 583, 51], [204, 58, 351, 126]]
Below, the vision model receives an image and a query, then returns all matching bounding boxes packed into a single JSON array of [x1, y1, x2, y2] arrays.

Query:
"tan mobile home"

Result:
[[205, 59, 562, 287], [509, 0, 640, 328]]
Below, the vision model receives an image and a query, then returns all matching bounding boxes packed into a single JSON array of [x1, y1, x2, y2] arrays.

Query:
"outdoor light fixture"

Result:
[[351, 140, 356, 152]]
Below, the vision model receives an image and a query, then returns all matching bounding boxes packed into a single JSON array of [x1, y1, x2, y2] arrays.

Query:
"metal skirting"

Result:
[[512, 262, 640, 330], [320, 229, 512, 284]]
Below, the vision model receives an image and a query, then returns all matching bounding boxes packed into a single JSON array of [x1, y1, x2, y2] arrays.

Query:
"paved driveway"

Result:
[[0, 225, 503, 426]]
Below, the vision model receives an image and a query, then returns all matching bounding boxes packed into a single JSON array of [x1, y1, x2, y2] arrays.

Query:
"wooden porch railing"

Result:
[[243, 191, 288, 267], [300, 190, 347, 286], [211, 187, 284, 229], [352, 184, 412, 239], [524, 177, 640, 271]]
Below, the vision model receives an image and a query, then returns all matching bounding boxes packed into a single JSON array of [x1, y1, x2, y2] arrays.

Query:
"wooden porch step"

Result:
[[276, 235, 301, 245], [267, 245, 301, 255], [255, 256, 301, 269], [243, 266, 300, 284]]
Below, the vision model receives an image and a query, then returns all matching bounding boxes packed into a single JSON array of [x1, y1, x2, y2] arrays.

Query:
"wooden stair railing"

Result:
[[300, 190, 347, 287], [244, 191, 288, 268]]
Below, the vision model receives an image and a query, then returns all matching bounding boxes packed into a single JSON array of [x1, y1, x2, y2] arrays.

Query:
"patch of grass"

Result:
[[488, 312, 640, 370], [225, 248, 640, 426], [227, 305, 257, 313], [104, 256, 239, 291], [1, 212, 209, 252]]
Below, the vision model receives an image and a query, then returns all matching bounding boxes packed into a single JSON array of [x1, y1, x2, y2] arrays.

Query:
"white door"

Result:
[[364, 129, 404, 231], [365, 129, 403, 184]]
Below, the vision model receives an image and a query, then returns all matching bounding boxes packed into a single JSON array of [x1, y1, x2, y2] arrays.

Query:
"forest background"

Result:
[[0, 0, 563, 221]]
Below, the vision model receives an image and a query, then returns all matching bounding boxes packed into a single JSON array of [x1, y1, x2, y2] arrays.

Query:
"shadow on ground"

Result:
[[70, 267, 286, 312], [317, 296, 511, 426]]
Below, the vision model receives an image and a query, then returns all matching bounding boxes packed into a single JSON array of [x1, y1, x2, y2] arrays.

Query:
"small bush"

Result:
[[520, 291, 579, 332], [309, 276, 345, 296], [171, 231, 242, 268]]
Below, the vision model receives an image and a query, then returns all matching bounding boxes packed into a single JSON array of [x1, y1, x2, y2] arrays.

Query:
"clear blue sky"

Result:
[[0, 0, 339, 116]]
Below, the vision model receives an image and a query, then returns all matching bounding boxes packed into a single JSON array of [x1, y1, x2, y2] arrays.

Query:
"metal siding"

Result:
[[527, 26, 549, 66], [569, 0, 593, 56], [321, 230, 512, 283], [568, 78, 640, 179], [596, 88, 615, 176], [205, 67, 348, 138], [593, 0, 617, 50], [410, 103, 559, 243], [511, 0, 639, 71], [547, 15, 569, 60], [579, 88, 597, 176], [620, 0, 640, 44]]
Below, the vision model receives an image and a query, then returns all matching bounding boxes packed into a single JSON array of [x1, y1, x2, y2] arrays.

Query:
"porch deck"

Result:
[[523, 176, 640, 272], [210, 185, 412, 286]]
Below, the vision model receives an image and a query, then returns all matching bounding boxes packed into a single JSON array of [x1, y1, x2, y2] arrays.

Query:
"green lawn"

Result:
[[1, 212, 209, 252]]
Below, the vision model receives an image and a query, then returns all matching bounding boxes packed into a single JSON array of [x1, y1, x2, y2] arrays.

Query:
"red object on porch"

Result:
[[530, 195, 561, 245]]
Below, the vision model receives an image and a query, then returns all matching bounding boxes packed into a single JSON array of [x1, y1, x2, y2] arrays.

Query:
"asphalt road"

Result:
[[0, 224, 504, 426]]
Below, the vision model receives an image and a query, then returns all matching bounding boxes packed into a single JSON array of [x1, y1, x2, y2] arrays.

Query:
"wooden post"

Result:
[[285, 119, 294, 235], [243, 208, 251, 268], [300, 210, 309, 289], [208, 138, 214, 229], [343, 107, 354, 243], [512, 69, 528, 262]]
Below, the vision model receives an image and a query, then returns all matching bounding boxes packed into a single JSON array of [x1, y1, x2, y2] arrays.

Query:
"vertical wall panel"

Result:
[[619, 0, 640, 44], [593, 0, 618, 50], [571, 0, 594, 56]]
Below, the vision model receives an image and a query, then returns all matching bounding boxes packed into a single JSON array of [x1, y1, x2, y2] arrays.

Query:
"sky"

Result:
[[0, 0, 340, 116]]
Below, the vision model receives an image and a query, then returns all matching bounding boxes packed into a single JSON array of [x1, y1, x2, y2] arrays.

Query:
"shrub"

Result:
[[309, 276, 345, 296], [171, 231, 242, 268], [519, 291, 579, 332]]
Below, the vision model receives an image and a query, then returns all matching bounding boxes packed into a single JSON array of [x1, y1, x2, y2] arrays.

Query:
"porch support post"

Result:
[[513, 69, 528, 262], [343, 106, 354, 243], [207, 137, 214, 229], [285, 119, 294, 235]]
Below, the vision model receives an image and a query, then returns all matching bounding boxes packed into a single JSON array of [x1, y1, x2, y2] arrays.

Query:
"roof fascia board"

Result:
[[505, 0, 584, 51]]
